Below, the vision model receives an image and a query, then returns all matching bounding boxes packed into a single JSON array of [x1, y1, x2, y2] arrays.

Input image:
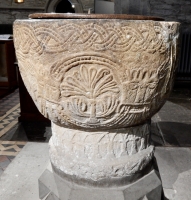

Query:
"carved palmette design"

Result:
[[61, 65, 120, 124], [13, 19, 179, 128]]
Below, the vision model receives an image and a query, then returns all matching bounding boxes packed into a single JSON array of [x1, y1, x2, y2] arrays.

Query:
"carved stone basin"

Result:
[[13, 13, 179, 189]]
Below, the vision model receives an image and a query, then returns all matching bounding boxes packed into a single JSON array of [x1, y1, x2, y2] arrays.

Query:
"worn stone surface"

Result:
[[0, 0, 46, 24], [114, 0, 191, 32], [39, 168, 162, 200], [0, 9, 42, 24], [13, 19, 179, 129], [50, 123, 153, 181], [13, 17, 179, 184], [0, 0, 190, 33], [1, 143, 191, 200], [0, 0, 94, 24]]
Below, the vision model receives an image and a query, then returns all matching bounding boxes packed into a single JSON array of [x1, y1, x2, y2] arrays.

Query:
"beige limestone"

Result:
[[14, 19, 179, 129], [50, 122, 153, 181], [13, 18, 179, 184]]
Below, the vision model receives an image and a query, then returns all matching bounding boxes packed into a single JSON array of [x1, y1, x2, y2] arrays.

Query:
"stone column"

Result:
[[50, 122, 153, 186]]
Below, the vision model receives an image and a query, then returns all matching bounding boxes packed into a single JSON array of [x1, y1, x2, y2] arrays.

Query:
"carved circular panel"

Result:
[[60, 64, 120, 126]]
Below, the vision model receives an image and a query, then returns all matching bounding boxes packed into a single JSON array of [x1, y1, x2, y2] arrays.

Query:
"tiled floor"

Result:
[[0, 89, 26, 174], [0, 104, 20, 138], [0, 89, 20, 117], [0, 141, 26, 176], [0, 88, 51, 174], [0, 141, 26, 156]]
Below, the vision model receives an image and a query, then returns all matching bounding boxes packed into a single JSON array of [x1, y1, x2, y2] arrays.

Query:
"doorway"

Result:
[[55, 0, 75, 13]]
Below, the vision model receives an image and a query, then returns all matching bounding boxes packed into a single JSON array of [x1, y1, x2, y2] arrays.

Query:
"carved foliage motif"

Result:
[[61, 64, 120, 124], [50, 123, 153, 180], [52, 123, 150, 160], [13, 20, 179, 128]]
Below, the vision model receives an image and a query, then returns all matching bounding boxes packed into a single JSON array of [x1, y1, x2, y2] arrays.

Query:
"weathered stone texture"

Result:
[[50, 123, 153, 181], [0, 9, 42, 24], [115, 0, 191, 32], [0, 0, 190, 32], [12, 15, 180, 200], [149, 0, 191, 30], [0, 0, 47, 24], [12, 0, 35, 7], [13, 19, 179, 129], [0, 0, 94, 24], [38, 168, 162, 200], [0, 0, 12, 7], [13, 17, 179, 184], [0, 0, 47, 7]]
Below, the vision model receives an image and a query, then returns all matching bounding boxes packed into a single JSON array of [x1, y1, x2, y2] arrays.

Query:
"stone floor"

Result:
[[152, 86, 191, 147], [0, 85, 190, 200]]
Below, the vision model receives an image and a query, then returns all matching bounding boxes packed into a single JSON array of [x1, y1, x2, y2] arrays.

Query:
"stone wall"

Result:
[[0, 0, 191, 32], [115, 0, 191, 32], [150, 0, 191, 32], [0, 0, 46, 24], [0, 0, 94, 24], [0, 9, 42, 24]]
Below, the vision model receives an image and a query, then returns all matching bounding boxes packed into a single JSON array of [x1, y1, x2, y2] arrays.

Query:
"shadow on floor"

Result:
[[0, 121, 51, 142], [155, 121, 191, 147], [168, 84, 191, 110], [0, 89, 19, 117]]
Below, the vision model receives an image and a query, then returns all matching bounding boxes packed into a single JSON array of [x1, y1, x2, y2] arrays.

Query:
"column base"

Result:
[[50, 123, 154, 184], [39, 165, 162, 200]]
